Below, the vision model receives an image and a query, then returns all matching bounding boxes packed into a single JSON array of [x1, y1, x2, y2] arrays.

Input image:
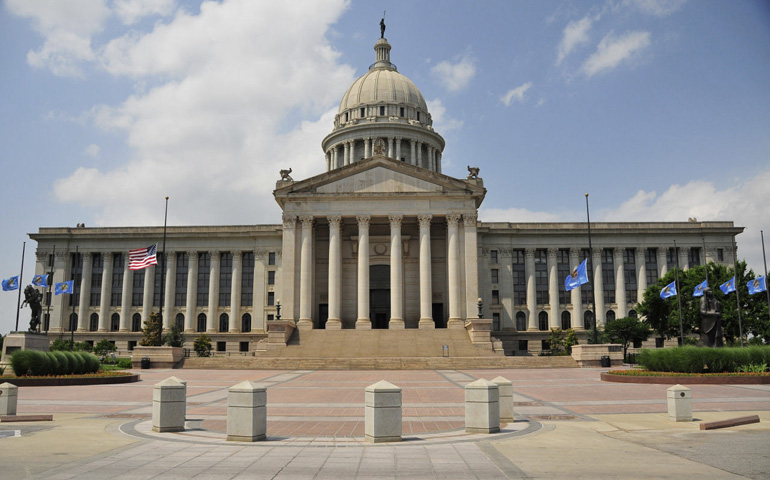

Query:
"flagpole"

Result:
[[732, 235, 744, 347], [701, 234, 709, 287], [71, 246, 78, 350], [45, 245, 55, 334], [158, 196, 169, 346], [585, 194, 598, 344], [673, 240, 684, 345], [762, 230, 770, 325], [14, 242, 26, 332]]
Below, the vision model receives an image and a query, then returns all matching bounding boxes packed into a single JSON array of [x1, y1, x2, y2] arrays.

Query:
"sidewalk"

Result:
[[1, 367, 768, 479]]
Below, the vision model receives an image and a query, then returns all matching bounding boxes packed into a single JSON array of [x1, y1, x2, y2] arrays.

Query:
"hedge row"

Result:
[[638, 346, 770, 373], [10, 350, 100, 376]]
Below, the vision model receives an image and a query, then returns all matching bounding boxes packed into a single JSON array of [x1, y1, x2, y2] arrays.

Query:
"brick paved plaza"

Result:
[[1, 367, 769, 479]]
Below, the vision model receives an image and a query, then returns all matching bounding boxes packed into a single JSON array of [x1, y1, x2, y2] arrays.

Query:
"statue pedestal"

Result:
[[0, 332, 50, 367]]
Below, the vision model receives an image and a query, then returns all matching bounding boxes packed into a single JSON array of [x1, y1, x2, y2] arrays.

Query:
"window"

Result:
[[561, 311, 571, 330], [584, 310, 594, 330], [538, 311, 548, 331], [175, 313, 184, 330], [197, 313, 207, 333], [153, 252, 164, 306], [379, 106, 385, 116], [219, 252, 233, 306], [624, 248, 637, 304], [515, 311, 527, 331], [492, 313, 500, 331], [541, 340, 550, 351], [360, 107, 365, 117], [416, 111, 420, 121], [267, 270, 276, 285], [132, 313, 142, 332], [219, 313, 229, 332], [267, 314, 274, 321], [89, 313, 99, 332], [175, 253, 188, 307], [70, 253, 82, 307], [512, 250, 526, 305], [240, 342, 249, 353], [645, 248, 659, 285], [267, 291, 275, 306], [241, 313, 252, 333], [557, 249, 571, 304], [629, 309, 637, 318], [132, 269, 144, 306], [602, 249, 615, 304], [216, 341, 226, 352], [197, 253, 210, 306], [492, 289, 500, 304], [688, 247, 701, 267], [535, 250, 548, 304], [399, 107, 404, 117], [490, 250, 498, 264], [717, 248, 724, 262], [128, 341, 137, 351], [606, 310, 616, 324], [268, 252, 276, 266], [90, 253, 102, 306], [518, 340, 528, 353], [241, 252, 254, 306], [667, 247, 677, 270], [491, 269, 499, 284], [110, 313, 120, 332]]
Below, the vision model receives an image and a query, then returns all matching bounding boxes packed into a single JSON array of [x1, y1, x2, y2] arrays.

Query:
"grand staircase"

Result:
[[183, 329, 580, 370]]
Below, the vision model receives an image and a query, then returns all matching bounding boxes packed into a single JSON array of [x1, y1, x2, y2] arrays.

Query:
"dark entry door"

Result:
[[370, 265, 390, 329], [432, 303, 445, 328]]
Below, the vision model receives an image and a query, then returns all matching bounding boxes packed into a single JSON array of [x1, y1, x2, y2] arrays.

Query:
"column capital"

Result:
[[418, 214, 432, 227], [232, 251, 243, 261], [209, 250, 220, 257], [327, 215, 342, 227], [187, 250, 198, 260], [282, 215, 296, 229], [614, 248, 624, 260], [299, 215, 314, 228], [463, 213, 478, 226], [592, 247, 603, 257], [525, 248, 536, 258], [446, 213, 461, 226], [388, 214, 403, 227], [569, 247, 581, 257], [36, 252, 48, 262], [547, 247, 559, 258], [356, 215, 371, 227], [56, 251, 69, 260], [410, 138, 416, 145]]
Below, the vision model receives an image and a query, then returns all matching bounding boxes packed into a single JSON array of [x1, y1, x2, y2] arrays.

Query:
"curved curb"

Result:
[[601, 372, 770, 385], [0, 373, 140, 387]]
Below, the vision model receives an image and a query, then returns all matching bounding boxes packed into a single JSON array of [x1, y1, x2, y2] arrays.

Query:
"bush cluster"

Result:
[[638, 346, 770, 373], [10, 350, 101, 376]]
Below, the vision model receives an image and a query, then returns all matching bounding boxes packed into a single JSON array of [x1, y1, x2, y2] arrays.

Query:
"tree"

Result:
[[563, 328, 579, 354], [163, 323, 186, 348], [193, 333, 212, 357], [604, 317, 651, 358], [547, 328, 565, 355], [139, 313, 162, 347], [94, 339, 117, 362]]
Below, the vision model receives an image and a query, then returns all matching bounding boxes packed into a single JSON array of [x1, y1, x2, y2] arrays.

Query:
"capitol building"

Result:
[[30, 33, 741, 355]]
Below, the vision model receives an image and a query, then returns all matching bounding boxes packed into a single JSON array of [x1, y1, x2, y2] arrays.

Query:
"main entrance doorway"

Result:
[[370, 265, 390, 329]]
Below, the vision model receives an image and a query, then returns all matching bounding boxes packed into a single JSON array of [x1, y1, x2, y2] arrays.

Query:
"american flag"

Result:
[[129, 244, 158, 270]]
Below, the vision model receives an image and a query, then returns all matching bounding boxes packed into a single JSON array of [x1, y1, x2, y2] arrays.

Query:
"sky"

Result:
[[1, 0, 769, 335]]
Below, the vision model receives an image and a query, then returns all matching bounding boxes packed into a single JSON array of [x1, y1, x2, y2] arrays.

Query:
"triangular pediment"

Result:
[[316, 166, 443, 194]]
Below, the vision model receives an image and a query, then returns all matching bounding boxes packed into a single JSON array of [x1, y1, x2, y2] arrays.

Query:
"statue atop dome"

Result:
[[380, 17, 386, 38]]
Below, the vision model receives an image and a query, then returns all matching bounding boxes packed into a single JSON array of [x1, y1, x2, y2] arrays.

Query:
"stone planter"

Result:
[[571, 344, 623, 367], [132, 346, 185, 369]]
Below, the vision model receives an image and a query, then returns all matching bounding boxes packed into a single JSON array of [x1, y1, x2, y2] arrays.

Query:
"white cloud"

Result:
[[113, 0, 175, 25], [500, 82, 532, 107], [556, 16, 593, 65], [53, 0, 355, 226], [6, 0, 110, 76], [622, 0, 687, 17], [85, 144, 100, 157], [581, 30, 651, 77], [431, 51, 476, 92], [427, 99, 463, 133]]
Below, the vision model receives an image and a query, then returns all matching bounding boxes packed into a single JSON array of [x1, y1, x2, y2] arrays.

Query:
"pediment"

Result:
[[316, 166, 442, 194]]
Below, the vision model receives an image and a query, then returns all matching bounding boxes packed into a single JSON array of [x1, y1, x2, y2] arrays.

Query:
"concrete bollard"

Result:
[[227, 381, 267, 442], [0, 382, 18, 416], [168, 376, 187, 421], [667, 384, 692, 422], [465, 379, 500, 434], [152, 377, 186, 432], [492, 376, 514, 423], [365, 380, 402, 443]]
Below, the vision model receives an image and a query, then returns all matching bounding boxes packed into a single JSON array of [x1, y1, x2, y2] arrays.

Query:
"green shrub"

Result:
[[194, 333, 212, 357], [10, 350, 50, 376], [639, 346, 770, 373], [74, 341, 93, 352], [50, 339, 73, 351], [70, 351, 86, 374], [51, 351, 70, 375], [116, 358, 133, 369], [79, 352, 100, 373]]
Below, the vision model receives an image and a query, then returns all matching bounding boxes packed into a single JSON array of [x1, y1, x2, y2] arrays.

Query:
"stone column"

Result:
[[592, 248, 605, 328], [395, 137, 402, 160], [120, 261, 133, 332], [418, 214, 434, 328], [447, 214, 462, 327], [77, 252, 93, 331], [343, 142, 350, 166], [387, 137, 394, 158], [525, 248, 537, 330], [297, 216, 314, 330], [410, 139, 417, 166], [350, 140, 356, 163], [614, 249, 627, 318], [253, 250, 266, 332], [164, 251, 176, 329], [142, 265, 155, 327], [679, 247, 690, 271], [417, 141, 423, 167], [98, 253, 113, 332], [569, 248, 583, 330], [657, 247, 668, 277], [389, 215, 404, 329], [185, 251, 198, 332], [230, 251, 242, 332], [327, 216, 342, 330], [501, 249, 514, 330], [548, 248, 559, 329], [464, 214, 479, 323], [356, 215, 371, 329], [364, 137, 371, 158], [331, 146, 338, 169], [636, 248, 647, 304], [207, 251, 220, 332], [436, 152, 442, 173], [427, 146, 434, 170], [280, 215, 297, 323]]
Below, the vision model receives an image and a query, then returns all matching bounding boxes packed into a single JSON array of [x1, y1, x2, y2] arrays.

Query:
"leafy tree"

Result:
[[604, 316, 651, 358], [563, 328, 579, 354], [50, 339, 73, 351], [547, 328, 565, 355], [74, 341, 93, 352], [139, 313, 162, 347], [163, 323, 186, 348], [193, 333, 212, 357], [94, 339, 117, 362]]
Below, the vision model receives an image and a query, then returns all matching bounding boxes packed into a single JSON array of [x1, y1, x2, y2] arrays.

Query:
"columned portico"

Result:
[[327, 215, 342, 330], [164, 251, 175, 329], [548, 248, 559, 329], [389, 214, 404, 329], [463, 214, 479, 324], [418, 214, 434, 328], [636, 248, 647, 304], [298, 216, 314, 330], [98, 252, 113, 332], [657, 247, 668, 277], [356, 215, 372, 329]]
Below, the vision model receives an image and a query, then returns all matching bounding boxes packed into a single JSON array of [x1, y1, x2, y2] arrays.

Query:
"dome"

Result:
[[339, 68, 428, 114]]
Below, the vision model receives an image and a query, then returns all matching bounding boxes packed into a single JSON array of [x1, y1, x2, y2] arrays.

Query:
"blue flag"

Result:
[[748, 276, 767, 295], [720, 276, 736, 295], [2, 275, 20, 291], [32, 274, 49, 288], [693, 279, 708, 297], [55, 280, 74, 295], [565, 259, 589, 291], [660, 281, 677, 299]]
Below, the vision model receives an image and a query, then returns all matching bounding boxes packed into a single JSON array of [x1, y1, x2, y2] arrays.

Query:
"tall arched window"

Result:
[[219, 313, 229, 332], [561, 311, 571, 330], [606, 310, 616, 324], [132, 313, 142, 332], [175, 313, 185, 330], [197, 313, 207, 333], [241, 313, 252, 333], [515, 311, 527, 331], [89, 313, 99, 332], [110, 313, 120, 332], [69, 313, 78, 332], [584, 310, 594, 330], [628, 309, 637, 318], [538, 311, 548, 331]]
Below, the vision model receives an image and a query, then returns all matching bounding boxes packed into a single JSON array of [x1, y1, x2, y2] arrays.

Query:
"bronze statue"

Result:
[[279, 168, 293, 181], [467, 166, 480, 179], [699, 288, 723, 347], [22, 285, 43, 332], [380, 18, 386, 38]]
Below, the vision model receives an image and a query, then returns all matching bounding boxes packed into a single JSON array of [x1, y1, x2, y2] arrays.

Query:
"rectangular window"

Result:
[[132, 269, 144, 307], [70, 253, 83, 307], [197, 253, 210, 307], [624, 248, 637, 304], [717, 248, 724, 262], [360, 107, 365, 117], [491, 269, 499, 284], [153, 252, 164, 306], [216, 341, 226, 352], [688, 247, 701, 267], [518, 340, 528, 352], [399, 107, 404, 117], [490, 250, 498, 264], [557, 249, 571, 304], [111, 254, 124, 307], [267, 291, 275, 306], [239, 341, 249, 353], [267, 314, 274, 321], [267, 270, 276, 285], [219, 252, 233, 307], [645, 248, 659, 285], [512, 249, 525, 305], [492, 313, 500, 331], [268, 252, 276, 266], [535, 249, 548, 305], [602, 249, 615, 304], [416, 111, 420, 121], [379, 106, 385, 116], [90, 253, 103, 307], [174, 253, 188, 307], [492, 289, 500, 304], [667, 247, 677, 270], [241, 252, 254, 307]]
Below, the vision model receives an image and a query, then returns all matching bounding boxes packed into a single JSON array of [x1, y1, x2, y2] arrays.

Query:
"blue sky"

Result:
[[2, 0, 769, 335]]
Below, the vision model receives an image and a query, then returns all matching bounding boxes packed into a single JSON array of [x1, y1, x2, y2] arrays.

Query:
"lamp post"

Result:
[[275, 299, 281, 321], [477, 297, 483, 319]]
